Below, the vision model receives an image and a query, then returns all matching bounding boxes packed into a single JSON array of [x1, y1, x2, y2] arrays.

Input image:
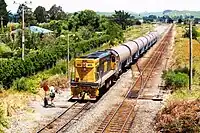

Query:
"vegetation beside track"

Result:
[[124, 24, 154, 41], [155, 24, 200, 132]]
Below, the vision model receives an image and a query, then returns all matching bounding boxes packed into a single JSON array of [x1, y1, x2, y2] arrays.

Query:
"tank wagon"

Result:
[[70, 31, 159, 100]]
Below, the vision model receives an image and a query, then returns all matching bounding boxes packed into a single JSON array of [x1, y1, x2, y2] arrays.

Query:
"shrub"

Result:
[[0, 43, 13, 58], [12, 77, 38, 93], [174, 66, 195, 76], [184, 27, 200, 40], [50, 61, 67, 75], [162, 70, 189, 89], [135, 20, 142, 25], [155, 99, 200, 132], [0, 104, 8, 132]]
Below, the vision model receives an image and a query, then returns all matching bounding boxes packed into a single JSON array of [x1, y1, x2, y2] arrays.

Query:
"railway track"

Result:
[[37, 101, 91, 133], [95, 24, 174, 133]]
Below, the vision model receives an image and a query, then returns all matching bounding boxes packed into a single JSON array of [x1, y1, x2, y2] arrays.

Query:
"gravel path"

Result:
[[64, 69, 133, 133], [4, 90, 73, 133], [130, 24, 175, 133]]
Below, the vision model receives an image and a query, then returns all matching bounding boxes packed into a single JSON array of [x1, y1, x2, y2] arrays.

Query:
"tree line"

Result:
[[0, 35, 110, 88]]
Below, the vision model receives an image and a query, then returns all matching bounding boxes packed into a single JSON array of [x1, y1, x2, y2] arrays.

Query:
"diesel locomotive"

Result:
[[70, 31, 159, 100]]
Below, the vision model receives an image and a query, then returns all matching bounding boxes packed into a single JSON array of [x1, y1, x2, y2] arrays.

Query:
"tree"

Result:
[[178, 18, 183, 23], [34, 6, 47, 23], [112, 10, 131, 30], [143, 15, 157, 23], [0, 0, 9, 26], [48, 4, 66, 20], [17, 4, 36, 26], [77, 26, 94, 40], [135, 20, 142, 25], [77, 10, 100, 30], [184, 27, 199, 40], [68, 10, 100, 31], [106, 21, 124, 45]]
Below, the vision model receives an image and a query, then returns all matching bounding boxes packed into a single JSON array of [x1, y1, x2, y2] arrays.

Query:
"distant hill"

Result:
[[96, 12, 114, 16], [163, 10, 200, 18], [138, 12, 163, 17], [96, 11, 138, 17], [96, 10, 200, 18], [139, 10, 200, 18]]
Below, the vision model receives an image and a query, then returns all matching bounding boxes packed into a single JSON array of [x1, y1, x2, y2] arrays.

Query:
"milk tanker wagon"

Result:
[[70, 31, 159, 100]]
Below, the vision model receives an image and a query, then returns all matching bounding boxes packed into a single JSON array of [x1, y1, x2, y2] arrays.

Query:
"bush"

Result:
[[0, 104, 8, 132], [135, 20, 142, 25], [0, 43, 13, 58], [184, 27, 200, 40], [162, 70, 189, 89], [12, 77, 39, 93], [174, 66, 195, 76], [155, 99, 200, 132], [49, 61, 67, 75]]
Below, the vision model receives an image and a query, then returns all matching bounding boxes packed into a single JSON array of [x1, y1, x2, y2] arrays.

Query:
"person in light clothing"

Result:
[[49, 86, 56, 106]]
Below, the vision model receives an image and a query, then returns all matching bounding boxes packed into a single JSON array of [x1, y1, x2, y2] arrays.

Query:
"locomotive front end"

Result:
[[70, 51, 115, 100]]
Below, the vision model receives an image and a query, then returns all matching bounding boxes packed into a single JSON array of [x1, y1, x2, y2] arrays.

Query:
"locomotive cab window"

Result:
[[111, 56, 115, 62]]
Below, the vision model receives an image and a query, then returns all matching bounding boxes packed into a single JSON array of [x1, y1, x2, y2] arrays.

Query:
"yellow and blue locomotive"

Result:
[[70, 31, 159, 100], [71, 51, 117, 100]]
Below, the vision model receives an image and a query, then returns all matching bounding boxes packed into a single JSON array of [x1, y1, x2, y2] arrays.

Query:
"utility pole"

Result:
[[22, 5, 25, 60], [67, 33, 75, 89], [14, 1, 32, 60], [189, 20, 193, 90], [1, 16, 4, 33], [67, 34, 70, 88]]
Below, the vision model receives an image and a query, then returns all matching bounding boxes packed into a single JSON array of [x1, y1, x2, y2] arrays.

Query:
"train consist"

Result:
[[70, 31, 159, 100]]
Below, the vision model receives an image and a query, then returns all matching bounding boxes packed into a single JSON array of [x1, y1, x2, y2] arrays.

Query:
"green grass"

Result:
[[124, 24, 154, 41], [169, 87, 200, 101], [168, 24, 200, 100]]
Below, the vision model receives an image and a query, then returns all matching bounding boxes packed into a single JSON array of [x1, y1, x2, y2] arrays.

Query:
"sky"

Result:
[[5, 0, 200, 13]]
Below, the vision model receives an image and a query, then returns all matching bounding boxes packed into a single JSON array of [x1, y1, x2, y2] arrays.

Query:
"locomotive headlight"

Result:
[[83, 68, 87, 71], [83, 62, 86, 67], [82, 60, 87, 67]]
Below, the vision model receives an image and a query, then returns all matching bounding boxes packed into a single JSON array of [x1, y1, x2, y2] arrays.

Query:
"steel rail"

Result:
[[56, 102, 90, 133], [119, 26, 173, 133], [37, 101, 90, 133], [97, 24, 173, 133], [37, 101, 78, 133]]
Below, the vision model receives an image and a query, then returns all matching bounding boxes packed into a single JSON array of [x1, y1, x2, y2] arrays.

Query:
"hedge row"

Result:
[[0, 35, 110, 88]]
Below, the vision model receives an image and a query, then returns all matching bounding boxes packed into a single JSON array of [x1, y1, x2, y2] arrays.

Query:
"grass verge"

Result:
[[155, 24, 200, 132]]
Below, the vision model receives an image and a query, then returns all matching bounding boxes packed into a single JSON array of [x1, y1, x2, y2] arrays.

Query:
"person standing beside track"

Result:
[[40, 79, 49, 107], [49, 86, 56, 107]]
